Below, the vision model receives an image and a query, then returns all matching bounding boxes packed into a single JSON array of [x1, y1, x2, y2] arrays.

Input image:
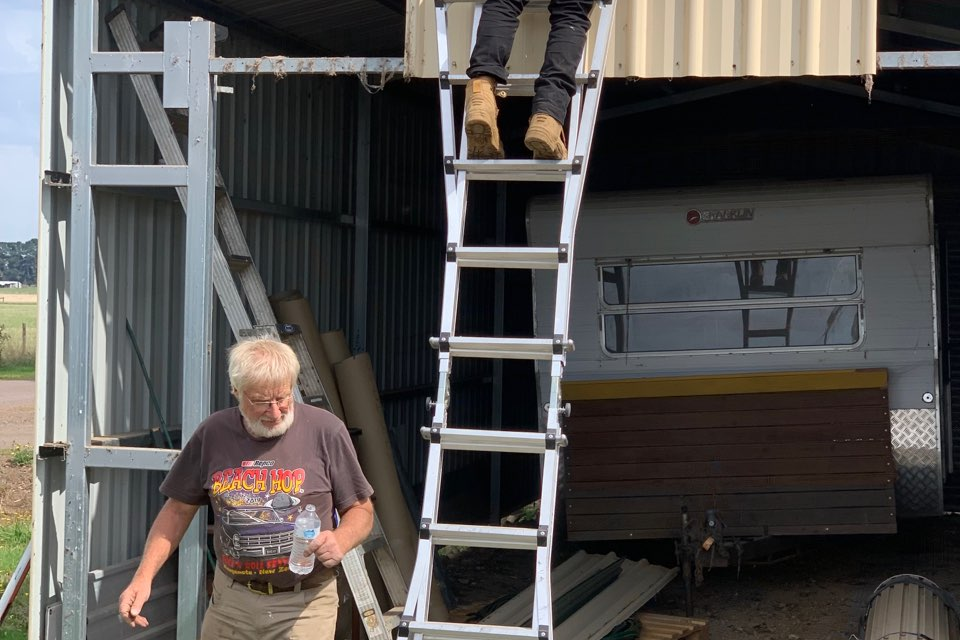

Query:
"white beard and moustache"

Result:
[[241, 405, 295, 439]]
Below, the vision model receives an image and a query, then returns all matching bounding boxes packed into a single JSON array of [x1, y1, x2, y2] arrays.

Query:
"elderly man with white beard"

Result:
[[118, 338, 373, 640]]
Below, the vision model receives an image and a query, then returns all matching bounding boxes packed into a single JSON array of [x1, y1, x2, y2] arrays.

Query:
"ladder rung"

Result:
[[452, 246, 564, 270], [451, 159, 578, 182], [226, 254, 253, 272], [429, 336, 571, 360], [446, 73, 594, 97], [401, 621, 541, 640], [382, 607, 404, 631], [420, 426, 566, 454], [441, 0, 549, 4], [357, 531, 388, 555], [447, 73, 592, 86], [426, 523, 544, 550]]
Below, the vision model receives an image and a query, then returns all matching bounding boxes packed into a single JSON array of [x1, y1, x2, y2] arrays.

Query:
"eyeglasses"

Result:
[[244, 393, 293, 411]]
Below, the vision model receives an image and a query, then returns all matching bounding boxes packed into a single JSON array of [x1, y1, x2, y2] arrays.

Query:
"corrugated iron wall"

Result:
[[406, 0, 877, 79]]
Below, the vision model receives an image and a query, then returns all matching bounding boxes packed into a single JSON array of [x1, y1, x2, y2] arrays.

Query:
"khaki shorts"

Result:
[[201, 568, 339, 640]]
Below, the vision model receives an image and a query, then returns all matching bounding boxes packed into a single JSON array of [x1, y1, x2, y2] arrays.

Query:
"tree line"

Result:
[[0, 239, 38, 285]]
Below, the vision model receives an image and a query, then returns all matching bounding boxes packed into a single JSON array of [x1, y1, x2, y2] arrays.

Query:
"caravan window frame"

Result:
[[596, 250, 865, 356]]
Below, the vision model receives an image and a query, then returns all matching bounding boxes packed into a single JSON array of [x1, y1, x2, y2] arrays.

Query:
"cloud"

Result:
[[0, 144, 41, 242]]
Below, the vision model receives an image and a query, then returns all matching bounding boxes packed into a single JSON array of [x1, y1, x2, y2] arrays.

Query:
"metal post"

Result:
[[62, 0, 98, 637], [352, 86, 371, 355], [177, 19, 217, 640]]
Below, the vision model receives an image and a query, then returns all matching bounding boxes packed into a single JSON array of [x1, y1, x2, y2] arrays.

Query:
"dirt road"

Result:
[[0, 380, 35, 450]]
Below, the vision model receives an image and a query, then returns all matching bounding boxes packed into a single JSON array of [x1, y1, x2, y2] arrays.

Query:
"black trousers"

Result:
[[466, 0, 593, 123]]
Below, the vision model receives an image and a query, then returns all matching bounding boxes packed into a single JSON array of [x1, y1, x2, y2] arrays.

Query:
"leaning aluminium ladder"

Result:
[[399, 2, 617, 640], [105, 10, 406, 640]]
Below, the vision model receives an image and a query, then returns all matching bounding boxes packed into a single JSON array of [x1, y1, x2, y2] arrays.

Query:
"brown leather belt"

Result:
[[228, 567, 336, 595]]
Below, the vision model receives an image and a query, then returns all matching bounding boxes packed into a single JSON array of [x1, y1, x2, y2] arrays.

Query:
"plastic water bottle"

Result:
[[289, 504, 321, 575]]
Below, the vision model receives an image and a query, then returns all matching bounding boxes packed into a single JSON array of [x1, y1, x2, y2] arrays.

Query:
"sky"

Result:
[[0, 0, 41, 243]]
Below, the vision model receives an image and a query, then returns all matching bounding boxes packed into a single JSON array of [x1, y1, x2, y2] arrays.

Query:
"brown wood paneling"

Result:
[[566, 522, 898, 541], [568, 489, 894, 514], [566, 406, 889, 431], [567, 472, 895, 497], [570, 388, 888, 417], [569, 456, 893, 482], [570, 440, 891, 466], [569, 506, 896, 532], [568, 423, 889, 447], [562, 372, 896, 541]]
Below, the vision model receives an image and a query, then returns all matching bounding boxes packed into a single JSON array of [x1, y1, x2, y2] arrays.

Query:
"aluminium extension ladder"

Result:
[[105, 10, 406, 640], [399, 2, 617, 640]]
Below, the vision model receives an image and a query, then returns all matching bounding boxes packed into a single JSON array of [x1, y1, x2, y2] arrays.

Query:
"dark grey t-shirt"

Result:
[[160, 403, 373, 588]]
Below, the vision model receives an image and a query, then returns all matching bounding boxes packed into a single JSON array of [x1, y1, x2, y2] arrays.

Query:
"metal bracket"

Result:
[[545, 429, 558, 450], [439, 71, 450, 90], [443, 156, 455, 175], [43, 170, 71, 187], [38, 442, 68, 460], [553, 335, 566, 355], [572, 156, 584, 174], [430, 425, 442, 443], [539, 625, 551, 639], [446, 243, 458, 262], [419, 518, 432, 540], [537, 526, 549, 546], [558, 244, 569, 263], [587, 69, 600, 88], [438, 333, 451, 352]]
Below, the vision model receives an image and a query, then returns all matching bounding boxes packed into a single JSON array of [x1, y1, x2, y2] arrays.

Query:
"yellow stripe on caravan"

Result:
[[562, 369, 888, 401]]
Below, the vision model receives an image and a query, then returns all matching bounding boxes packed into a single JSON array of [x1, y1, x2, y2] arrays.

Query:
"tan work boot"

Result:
[[524, 113, 567, 160], [465, 76, 504, 159]]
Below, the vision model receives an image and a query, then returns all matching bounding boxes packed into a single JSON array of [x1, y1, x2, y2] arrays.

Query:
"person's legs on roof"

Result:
[[524, 0, 593, 159], [465, 0, 529, 158]]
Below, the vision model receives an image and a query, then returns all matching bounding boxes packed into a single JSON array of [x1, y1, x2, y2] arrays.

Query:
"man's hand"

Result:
[[118, 577, 151, 628], [115, 498, 200, 629], [307, 530, 346, 567]]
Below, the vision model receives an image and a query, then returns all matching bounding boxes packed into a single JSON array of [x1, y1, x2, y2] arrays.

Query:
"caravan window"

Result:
[[598, 254, 863, 354]]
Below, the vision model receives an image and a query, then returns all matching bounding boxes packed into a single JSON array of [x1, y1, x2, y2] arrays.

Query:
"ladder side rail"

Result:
[[371, 545, 409, 607], [565, 1, 615, 155], [342, 551, 393, 640], [552, 0, 617, 341], [436, 4, 470, 335], [532, 454, 562, 633], [566, 83, 585, 161], [402, 441, 445, 622], [213, 187, 276, 325], [212, 247, 255, 334], [569, 0, 617, 171]]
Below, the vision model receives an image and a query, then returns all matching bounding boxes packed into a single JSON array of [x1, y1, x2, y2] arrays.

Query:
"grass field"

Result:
[[0, 518, 29, 640], [0, 289, 36, 380]]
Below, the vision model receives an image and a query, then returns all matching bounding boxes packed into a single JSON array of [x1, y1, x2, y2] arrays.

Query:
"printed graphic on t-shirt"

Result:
[[210, 459, 307, 577]]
